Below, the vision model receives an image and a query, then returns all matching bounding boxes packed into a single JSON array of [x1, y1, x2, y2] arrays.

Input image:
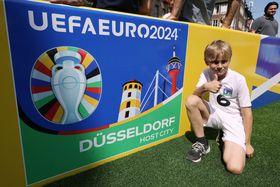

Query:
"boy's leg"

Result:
[[223, 141, 245, 174], [185, 95, 210, 137], [185, 95, 211, 162]]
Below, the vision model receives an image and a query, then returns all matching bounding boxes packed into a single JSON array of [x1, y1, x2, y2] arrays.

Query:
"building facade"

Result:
[[211, 0, 253, 31]]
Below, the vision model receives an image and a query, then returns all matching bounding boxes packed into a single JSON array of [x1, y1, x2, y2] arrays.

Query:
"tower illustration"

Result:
[[118, 80, 142, 122], [166, 46, 181, 95]]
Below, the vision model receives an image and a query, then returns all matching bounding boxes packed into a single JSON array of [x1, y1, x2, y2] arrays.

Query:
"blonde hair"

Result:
[[204, 40, 232, 63]]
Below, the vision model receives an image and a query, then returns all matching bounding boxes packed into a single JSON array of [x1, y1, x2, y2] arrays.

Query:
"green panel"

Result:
[[22, 93, 182, 184]]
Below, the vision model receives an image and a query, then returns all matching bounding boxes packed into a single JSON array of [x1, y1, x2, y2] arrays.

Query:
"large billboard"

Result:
[[1, 0, 279, 186], [2, 0, 188, 185]]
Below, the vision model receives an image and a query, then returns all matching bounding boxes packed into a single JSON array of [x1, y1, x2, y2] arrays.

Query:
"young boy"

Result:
[[185, 40, 254, 174]]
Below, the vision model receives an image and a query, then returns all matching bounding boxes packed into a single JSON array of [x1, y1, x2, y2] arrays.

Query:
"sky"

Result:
[[247, 0, 280, 36]]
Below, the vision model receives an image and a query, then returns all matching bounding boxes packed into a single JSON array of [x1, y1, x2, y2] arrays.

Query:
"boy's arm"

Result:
[[166, 0, 185, 20], [139, 0, 153, 15], [241, 107, 254, 158]]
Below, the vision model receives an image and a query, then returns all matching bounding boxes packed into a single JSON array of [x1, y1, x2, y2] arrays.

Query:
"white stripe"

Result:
[[251, 72, 280, 101], [32, 90, 54, 102], [87, 74, 101, 84], [32, 69, 51, 82], [154, 70, 159, 106]]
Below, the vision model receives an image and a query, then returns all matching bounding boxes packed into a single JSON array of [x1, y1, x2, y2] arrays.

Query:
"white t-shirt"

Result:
[[196, 68, 251, 116]]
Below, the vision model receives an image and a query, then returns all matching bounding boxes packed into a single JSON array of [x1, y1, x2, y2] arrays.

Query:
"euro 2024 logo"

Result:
[[30, 46, 102, 125]]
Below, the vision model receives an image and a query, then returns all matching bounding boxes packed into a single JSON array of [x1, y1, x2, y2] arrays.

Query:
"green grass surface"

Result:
[[47, 101, 280, 187]]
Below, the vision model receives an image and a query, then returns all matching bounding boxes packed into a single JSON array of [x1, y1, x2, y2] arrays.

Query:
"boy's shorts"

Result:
[[204, 103, 246, 151]]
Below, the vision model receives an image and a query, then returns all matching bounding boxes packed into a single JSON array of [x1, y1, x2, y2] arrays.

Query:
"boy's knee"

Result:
[[226, 163, 244, 175], [185, 95, 200, 109]]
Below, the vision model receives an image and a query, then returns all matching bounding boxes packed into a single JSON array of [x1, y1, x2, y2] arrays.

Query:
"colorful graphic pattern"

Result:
[[31, 46, 102, 124]]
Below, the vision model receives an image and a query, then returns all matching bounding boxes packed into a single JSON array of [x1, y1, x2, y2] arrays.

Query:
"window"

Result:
[[124, 86, 127, 90], [129, 84, 132, 88], [125, 111, 129, 118], [128, 92, 132, 97], [126, 101, 131, 108], [212, 19, 219, 27], [134, 84, 138, 89], [214, 5, 219, 14]]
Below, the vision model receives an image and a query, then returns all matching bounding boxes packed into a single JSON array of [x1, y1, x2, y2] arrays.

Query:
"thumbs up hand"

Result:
[[213, 74, 218, 81], [204, 74, 221, 93]]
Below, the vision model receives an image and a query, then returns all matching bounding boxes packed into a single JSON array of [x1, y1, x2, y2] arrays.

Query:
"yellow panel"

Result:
[[179, 23, 261, 135], [0, 1, 26, 186]]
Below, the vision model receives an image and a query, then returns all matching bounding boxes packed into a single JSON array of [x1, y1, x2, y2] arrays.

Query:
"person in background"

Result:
[[220, 0, 241, 28], [48, 0, 153, 15], [251, 1, 278, 37], [165, 0, 243, 29], [165, 0, 216, 25], [162, 0, 174, 19], [185, 40, 254, 174]]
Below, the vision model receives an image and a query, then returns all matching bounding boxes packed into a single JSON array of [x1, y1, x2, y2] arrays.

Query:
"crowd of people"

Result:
[[47, 0, 279, 37]]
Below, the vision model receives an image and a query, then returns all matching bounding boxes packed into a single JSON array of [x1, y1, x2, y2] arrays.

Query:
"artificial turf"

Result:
[[47, 101, 280, 186]]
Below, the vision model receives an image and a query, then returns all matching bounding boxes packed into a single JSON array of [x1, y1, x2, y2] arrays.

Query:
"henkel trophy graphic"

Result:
[[51, 51, 86, 124]]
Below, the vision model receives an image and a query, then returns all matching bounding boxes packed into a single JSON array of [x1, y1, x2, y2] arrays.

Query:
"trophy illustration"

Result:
[[51, 50, 86, 124]]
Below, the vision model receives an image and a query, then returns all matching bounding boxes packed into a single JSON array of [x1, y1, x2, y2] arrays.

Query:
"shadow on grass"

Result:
[[184, 127, 220, 143]]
